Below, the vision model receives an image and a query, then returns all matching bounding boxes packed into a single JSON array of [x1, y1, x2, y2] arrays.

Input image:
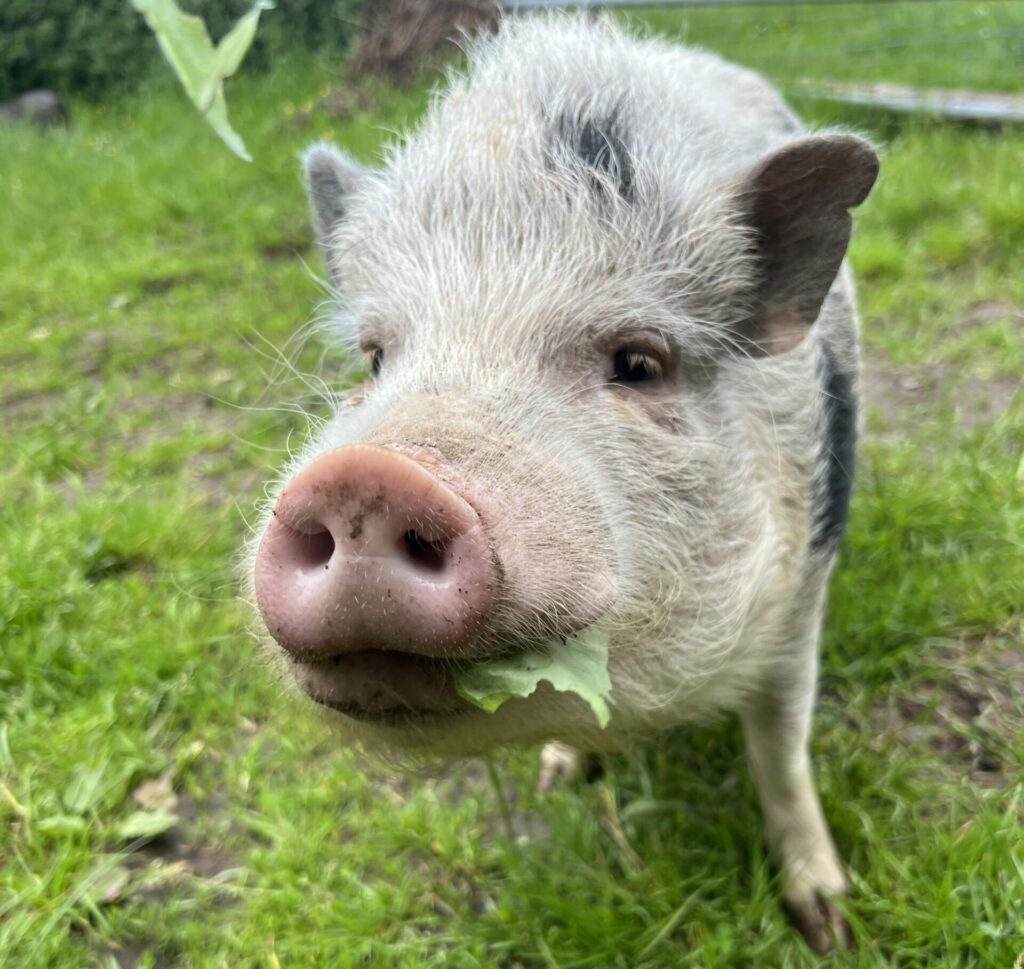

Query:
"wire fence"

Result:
[[503, 0, 1024, 122]]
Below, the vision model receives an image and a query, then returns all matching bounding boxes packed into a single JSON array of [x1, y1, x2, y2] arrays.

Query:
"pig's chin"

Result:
[[289, 650, 465, 723]]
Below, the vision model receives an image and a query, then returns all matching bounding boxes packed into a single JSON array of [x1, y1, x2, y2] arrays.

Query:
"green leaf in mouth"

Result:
[[453, 626, 612, 728]]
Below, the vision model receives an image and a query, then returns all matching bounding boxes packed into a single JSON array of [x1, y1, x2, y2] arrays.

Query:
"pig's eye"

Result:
[[611, 348, 663, 384], [368, 347, 384, 376]]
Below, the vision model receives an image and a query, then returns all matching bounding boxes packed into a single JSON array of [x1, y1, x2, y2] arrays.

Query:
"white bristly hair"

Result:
[[243, 13, 867, 759]]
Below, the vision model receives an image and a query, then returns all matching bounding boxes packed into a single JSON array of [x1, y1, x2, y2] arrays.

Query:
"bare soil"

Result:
[[861, 354, 1021, 435], [867, 637, 1023, 787]]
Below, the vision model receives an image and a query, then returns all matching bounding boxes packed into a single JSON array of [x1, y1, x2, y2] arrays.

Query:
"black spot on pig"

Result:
[[553, 108, 635, 203], [811, 348, 857, 550]]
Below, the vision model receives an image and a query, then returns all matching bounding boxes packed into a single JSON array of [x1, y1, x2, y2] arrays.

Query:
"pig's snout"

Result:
[[254, 445, 495, 660]]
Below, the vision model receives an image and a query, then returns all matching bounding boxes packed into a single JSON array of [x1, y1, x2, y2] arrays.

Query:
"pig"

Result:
[[247, 14, 878, 954]]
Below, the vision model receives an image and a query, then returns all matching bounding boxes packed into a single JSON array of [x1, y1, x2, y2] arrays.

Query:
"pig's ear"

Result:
[[302, 142, 366, 249], [732, 134, 878, 355]]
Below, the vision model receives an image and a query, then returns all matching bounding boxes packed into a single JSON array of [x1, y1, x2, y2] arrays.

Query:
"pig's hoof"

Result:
[[784, 888, 853, 954], [537, 742, 587, 793]]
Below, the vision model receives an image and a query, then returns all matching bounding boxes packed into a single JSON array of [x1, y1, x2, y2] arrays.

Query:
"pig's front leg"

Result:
[[741, 664, 851, 954]]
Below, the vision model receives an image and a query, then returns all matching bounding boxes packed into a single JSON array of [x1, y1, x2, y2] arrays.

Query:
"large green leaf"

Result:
[[454, 627, 612, 728], [129, 0, 273, 161]]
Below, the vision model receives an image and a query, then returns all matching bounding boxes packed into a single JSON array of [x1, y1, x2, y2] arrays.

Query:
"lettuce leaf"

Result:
[[454, 627, 612, 728]]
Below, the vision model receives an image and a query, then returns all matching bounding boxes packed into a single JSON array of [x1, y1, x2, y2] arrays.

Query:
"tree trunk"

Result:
[[352, 0, 502, 81]]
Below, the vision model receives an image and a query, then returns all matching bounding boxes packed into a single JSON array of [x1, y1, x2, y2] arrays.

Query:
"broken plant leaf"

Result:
[[118, 810, 179, 841], [89, 864, 134, 906], [129, 0, 273, 161], [133, 771, 178, 813], [36, 814, 88, 836], [454, 627, 612, 727]]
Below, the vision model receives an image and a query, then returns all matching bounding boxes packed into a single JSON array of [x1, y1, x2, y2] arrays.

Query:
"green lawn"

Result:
[[629, 1, 1024, 93], [1, 6, 1022, 967]]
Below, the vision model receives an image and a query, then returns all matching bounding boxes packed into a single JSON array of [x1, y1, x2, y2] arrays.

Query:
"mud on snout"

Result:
[[246, 422, 618, 746]]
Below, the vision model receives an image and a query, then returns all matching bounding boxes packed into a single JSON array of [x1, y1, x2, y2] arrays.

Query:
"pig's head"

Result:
[[248, 21, 877, 756]]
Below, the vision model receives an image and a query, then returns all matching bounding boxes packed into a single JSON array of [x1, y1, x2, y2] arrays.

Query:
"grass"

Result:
[[628, 1, 1024, 93], [1, 5, 1022, 967]]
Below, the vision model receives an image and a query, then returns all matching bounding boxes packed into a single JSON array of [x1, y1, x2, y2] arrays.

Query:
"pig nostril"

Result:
[[400, 529, 448, 573], [292, 528, 335, 568]]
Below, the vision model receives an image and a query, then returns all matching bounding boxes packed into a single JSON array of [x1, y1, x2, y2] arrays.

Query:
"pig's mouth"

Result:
[[289, 649, 465, 723], [255, 441, 617, 725]]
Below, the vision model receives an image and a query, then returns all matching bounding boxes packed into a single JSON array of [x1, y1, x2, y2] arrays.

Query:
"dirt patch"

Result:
[[0, 385, 66, 421], [138, 271, 205, 296], [83, 547, 156, 584], [287, 85, 379, 132], [115, 390, 267, 505], [366, 754, 553, 843], [41, 389, 269, 507], [260, 233, 312, 261], [132, 788, 241, 881], [959, 299, 1024, 329], [96, 943, 175, 969], [87, 786, 243, 969], [868, 636, 1023, 786], [861, 299, 1022, 435], [861, 354, 1021, 436], [321, 86, 378, 120]]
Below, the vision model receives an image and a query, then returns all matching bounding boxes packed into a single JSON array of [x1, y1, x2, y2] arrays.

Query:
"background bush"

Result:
[[0, 0, 363, 101]]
